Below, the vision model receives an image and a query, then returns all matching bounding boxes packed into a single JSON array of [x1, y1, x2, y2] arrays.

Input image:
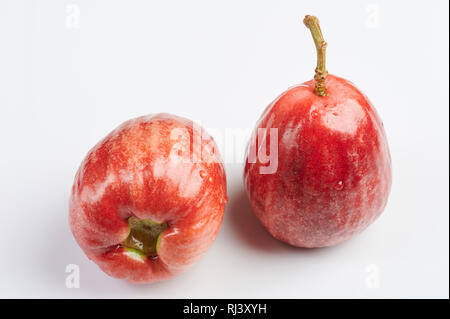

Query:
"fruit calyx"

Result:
[[122, 216, 168, 258], [303, 15, 328, 96]]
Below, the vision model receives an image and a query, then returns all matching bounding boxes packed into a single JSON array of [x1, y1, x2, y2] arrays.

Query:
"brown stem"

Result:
[[303, 15, 328, 96]]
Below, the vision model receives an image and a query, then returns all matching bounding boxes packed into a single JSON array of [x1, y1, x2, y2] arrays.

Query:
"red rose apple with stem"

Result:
[[70, 113, 227, 283], [244, 15, 392, 248]]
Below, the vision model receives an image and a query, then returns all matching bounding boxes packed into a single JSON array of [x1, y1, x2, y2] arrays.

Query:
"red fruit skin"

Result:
[[69, 113, 227, 283], [244, 75, 391, 248]]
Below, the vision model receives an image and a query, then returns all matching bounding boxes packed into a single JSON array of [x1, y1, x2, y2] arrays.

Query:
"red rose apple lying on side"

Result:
[[69, 113, 227, 283], [244, 15, 392, 247]]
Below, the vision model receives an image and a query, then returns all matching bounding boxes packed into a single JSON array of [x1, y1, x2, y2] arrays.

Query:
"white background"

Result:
[[0, 0, 448, 298]]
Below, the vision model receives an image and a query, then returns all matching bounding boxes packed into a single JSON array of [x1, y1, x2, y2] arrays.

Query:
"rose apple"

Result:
[[243, 16, 392, 247], [69, 113, 227, 283]]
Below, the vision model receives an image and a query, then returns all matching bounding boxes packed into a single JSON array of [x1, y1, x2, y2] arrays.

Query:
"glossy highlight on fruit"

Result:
[[69, 113, 228, 283], [243, 16, 392, 248]]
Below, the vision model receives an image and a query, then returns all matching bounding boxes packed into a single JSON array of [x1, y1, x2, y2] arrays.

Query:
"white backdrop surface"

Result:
[[0, 0, 448, 298]]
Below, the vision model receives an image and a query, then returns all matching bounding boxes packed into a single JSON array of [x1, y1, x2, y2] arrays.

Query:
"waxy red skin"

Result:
[[70, 113, 227, 283], [244, 75, 391, 248]]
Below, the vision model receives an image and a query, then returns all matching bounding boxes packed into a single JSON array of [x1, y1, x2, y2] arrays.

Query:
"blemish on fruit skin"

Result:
[[334, 181, 344, 191], [80, 173, 116, 203], [199, 170, 207, 179], [311, 110, 319, 119]]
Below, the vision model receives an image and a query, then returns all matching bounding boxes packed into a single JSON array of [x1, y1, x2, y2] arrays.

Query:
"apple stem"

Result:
[[303, 15, 328, 96]]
